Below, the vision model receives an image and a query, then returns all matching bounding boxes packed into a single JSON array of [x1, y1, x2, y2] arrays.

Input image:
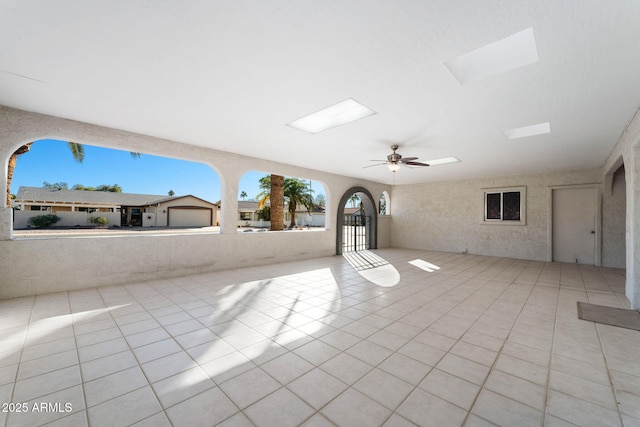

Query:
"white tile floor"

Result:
[[0, 248, 637, 426]]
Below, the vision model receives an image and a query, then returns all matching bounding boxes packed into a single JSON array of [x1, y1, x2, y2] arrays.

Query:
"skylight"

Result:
[[287, 98, 376, 134], [444, 27, 539, 84], [503, 122, 551, 139]]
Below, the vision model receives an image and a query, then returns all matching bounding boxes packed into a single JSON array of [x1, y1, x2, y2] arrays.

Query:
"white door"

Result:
[[552, 187, 596, 264]]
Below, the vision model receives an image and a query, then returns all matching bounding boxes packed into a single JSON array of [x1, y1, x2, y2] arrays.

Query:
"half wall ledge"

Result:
[[0, 208, 12, 240]]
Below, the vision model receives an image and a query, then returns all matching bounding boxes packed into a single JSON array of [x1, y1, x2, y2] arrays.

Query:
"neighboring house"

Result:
[[237, 201, 262, 225], [237, 200, 325, 228], [13, 186, 220, 228]]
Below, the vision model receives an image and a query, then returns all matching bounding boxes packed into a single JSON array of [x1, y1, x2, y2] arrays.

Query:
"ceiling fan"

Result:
[[364, 145, 430, 172]]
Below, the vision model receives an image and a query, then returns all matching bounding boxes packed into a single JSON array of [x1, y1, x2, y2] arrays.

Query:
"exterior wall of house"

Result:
[[238, 211, 326, 228], [145, 196, 218, 227], [0, 106, 390, 299], [391, 168, 604, 261], [14, 210, 121, 229]]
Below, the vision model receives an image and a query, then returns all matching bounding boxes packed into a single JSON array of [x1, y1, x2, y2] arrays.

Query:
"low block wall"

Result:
[[13, 210, 121, 229]]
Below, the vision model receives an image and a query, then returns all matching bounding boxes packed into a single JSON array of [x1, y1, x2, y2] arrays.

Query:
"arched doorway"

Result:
[[336, 187, 378, 255]]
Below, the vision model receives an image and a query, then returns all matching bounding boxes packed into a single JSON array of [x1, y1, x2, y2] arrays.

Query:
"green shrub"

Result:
[[27, 214, 60, 228], [89, 216, 109, 225]]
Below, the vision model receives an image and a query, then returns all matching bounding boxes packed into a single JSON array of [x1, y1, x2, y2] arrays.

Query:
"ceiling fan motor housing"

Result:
[[387, 153, 402, 163], [388, 145, 402, 163]]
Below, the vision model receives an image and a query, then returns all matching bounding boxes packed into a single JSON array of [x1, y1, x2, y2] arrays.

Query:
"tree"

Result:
[[43, 181, 69, 190], [168, 190, 175, 196], [72, 184, 123, 192], [257, 205, 270, 221], [95, 184, 122, 192], [284, 178, 314, 228], [257, 174, 284, 231], [7, 144, 35, 207], [6, 140, 139, 207], [271, 175, 285, 231], [349, 193, 360, 208], [314, 193, 326, 207], [240, 190, 248, 201], [257, 175, 314, 229]]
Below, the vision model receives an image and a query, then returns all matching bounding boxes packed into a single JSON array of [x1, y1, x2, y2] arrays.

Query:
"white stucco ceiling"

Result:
[[2, 1, 640, 185]]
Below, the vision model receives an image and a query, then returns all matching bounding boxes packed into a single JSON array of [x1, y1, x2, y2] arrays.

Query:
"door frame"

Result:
[[547, 184, 602, 265], [336, 187, 378, 255]]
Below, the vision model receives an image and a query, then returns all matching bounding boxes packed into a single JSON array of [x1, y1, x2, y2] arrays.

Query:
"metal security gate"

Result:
[[342, 215, 370, 252]]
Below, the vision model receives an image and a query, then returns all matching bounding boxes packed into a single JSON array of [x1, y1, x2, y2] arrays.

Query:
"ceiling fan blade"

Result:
[[369, 159, 388, 162], [400, 157, 418, 163], [404, 161, 430, 167], [362, 163, 388, 169]]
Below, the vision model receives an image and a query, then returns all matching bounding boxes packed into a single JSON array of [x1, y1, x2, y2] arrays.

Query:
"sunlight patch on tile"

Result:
[[409, 259, 441, 273], [344, 251, 400, 287], [0, 304, 130, 365]]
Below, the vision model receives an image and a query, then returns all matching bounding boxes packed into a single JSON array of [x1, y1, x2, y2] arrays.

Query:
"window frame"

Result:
[[481, 186, 526, 225]]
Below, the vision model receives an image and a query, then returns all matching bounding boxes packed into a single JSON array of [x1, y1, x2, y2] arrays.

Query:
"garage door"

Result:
[[168, 208, 212, 227]]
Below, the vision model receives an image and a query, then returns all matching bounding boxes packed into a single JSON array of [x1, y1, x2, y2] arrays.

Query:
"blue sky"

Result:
[[10, 139, 324, 203]]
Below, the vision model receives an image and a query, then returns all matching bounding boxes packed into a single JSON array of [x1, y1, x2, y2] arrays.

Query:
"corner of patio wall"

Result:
[[0, 208, 13, 240]]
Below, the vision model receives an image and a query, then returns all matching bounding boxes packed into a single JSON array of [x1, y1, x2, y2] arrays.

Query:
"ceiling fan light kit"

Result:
[[388, 163, 401, 172]]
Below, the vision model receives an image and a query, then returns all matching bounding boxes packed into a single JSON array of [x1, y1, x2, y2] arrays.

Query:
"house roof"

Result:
[[344, 207, 364, 216], [238, 201, 261, 210], [14, 186, 216, 207], [2, 2, 639, 187]]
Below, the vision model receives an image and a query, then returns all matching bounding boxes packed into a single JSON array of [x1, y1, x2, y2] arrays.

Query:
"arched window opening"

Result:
[[379, 191, 390, 215], [10, 139, 221, 235], [237, 171, 326, 232]]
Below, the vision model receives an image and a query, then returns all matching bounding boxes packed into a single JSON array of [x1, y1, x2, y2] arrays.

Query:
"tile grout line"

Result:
[[460, 259, 545, 426], [582, 255, 627, 427], [376, 257, 534, 425], [4, 295, 36, 427], [542, 263, 562, 427]]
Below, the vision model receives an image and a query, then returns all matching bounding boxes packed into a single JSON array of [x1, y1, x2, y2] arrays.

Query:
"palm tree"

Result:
[[240, 190, 248, 201], [284, 178, 314, 228], [270, 175, 285, 231], [6, 141, 140, 208], [256, 175, 272, 208], [6, 142, 83, 207], [257, 175, 314, 229], [6, 144, 32, 207], [349, 193, 360, 208], [257, 175, 285, 231]]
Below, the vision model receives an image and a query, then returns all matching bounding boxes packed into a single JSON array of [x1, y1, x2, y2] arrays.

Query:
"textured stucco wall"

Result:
[[0, 106, 391, 299], [602, 165, 626, 268], [602, 108, 640, 308], [390, 169, 602, 261]]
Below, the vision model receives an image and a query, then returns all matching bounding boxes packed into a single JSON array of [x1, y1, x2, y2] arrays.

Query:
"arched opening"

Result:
[[9, 139, 221, 233], [379, 191, 390, 215], [237, 171, 326, 231], [603, 161, 626, 268], [336, 187, 378, 255]]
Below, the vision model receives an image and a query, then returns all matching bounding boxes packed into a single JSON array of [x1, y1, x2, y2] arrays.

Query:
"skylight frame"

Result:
[[425, 157, 461, 166], [503, 122, 551, 139], [287, 98, 376, 134], [444, 27, 539, 84]]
